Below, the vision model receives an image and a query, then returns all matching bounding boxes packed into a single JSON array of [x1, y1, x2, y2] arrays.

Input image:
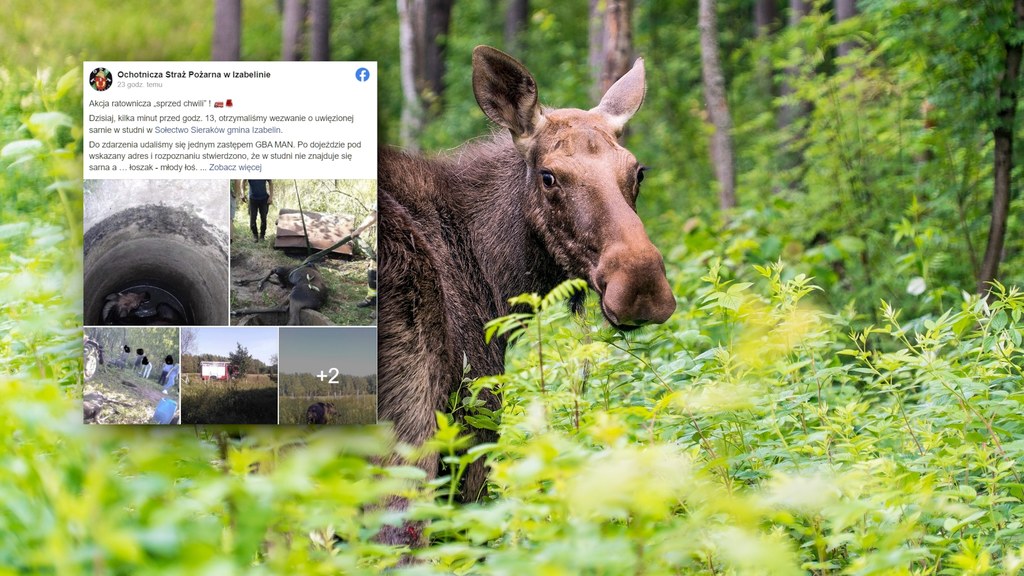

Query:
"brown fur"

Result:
[[376, 46, 675, 546], [102, 291, 148, 323], [305, 401, 337, 424]]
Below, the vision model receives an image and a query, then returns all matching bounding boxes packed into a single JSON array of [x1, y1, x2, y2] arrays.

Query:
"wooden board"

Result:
[[274, 208, 355, 255]]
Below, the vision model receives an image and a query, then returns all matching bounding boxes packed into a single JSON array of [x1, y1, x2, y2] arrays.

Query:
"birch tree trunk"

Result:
[[397, 0, 425, 149], [397, 0, 454, 149]]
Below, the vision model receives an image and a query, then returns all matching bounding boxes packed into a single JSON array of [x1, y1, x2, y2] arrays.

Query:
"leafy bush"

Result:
[[6, 3, 1024, 573], [397, 268, 1024, 573], [181, 376, 279, 425]]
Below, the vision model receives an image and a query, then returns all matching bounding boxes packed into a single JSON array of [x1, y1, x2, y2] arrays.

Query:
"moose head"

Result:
[[471, 46, 676, 329]]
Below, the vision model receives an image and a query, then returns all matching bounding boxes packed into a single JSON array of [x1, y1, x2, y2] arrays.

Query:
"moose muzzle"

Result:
[[593, 239, 676, 329]]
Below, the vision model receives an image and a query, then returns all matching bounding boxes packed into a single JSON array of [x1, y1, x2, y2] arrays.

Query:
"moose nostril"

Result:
[[596, 260, 676, 328]]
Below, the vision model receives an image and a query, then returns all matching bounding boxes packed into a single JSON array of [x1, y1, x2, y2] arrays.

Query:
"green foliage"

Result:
[[0, 66, 82, 390], [7, 1, 1024, 573], [229, 342, 253, 379], [183, 352, 271, 375], [400, 0, 1024, 321], [281, 372, 377, 397], [278, 396, 377, 425], [2, 0, 217, 66], [181, 375, 278, 425], [86, 327, 179, 364], [387, 263, 1024, 573]]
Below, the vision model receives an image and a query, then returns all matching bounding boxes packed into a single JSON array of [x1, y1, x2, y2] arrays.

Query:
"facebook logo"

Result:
[[355, 67, 370, 82]]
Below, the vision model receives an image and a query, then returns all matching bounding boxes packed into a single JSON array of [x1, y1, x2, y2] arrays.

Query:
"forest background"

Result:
[[3, 0, 1024, 573]]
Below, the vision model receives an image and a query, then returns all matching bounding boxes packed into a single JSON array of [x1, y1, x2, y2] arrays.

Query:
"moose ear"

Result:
[[592, 57, 646, 134], [472, 46, 545, 144]]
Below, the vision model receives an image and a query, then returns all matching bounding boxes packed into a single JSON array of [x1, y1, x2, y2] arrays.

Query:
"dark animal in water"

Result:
[[305, 401, 337, 424], [232, 264, 327, 326], [377, 46, 675, 544], [102, 291, 149, 323], [102, 291, 183, 325], [134, 301, 184, 325], [149, 303, 184, 325]]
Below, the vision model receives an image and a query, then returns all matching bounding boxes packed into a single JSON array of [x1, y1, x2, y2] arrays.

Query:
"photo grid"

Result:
[[82, 178, 378, 425], [82, 62, 378, 425]]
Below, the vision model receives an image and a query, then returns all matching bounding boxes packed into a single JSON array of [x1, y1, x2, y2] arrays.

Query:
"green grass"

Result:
[[279, 395, 377, 425], [181, 374, 278, 424]]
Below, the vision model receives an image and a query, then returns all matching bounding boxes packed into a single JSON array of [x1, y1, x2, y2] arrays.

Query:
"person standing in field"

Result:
[[159, 355, 179, 394], [243, 179, 274, 242]]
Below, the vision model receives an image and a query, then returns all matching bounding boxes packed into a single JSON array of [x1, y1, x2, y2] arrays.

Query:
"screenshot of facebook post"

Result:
[[82, 61, 378, 427]]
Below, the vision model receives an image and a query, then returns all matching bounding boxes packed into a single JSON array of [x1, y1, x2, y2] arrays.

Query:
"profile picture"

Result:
[[90, 67, 113, 92]]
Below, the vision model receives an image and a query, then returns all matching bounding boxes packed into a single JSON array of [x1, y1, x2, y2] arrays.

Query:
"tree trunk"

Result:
[[778, 0, 811, 131], [422, 0, 454, 102], [754, 0, 778, 97], [282, 0, 306, 61], [699, 0, 736, 210], [589, 0, 633, 101], [212, 0, 242, 61], [755, 0, 777, 36], [505, 0, 529, 55], [978, 0, 1024, 295], [397, 0, 454, 148], [309, 0, 330, 61], [776, 0, 811, 192], [835, 0, 857, 59], [398, 0, 425, 149]]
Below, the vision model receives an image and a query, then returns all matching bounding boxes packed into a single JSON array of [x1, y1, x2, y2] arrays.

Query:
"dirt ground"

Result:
[[84, 365, 177, 424], [229, 217, 376, 327]]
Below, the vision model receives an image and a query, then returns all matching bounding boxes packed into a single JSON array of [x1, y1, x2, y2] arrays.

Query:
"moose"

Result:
[[377, 46, 676, 544], [232, 264, 326, 326], [101, 291, 148, 324], [305, 401, 337, 425]]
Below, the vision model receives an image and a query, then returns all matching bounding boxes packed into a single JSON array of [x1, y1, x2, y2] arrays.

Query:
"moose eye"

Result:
[[540, 169, 556, 188], [637, 165, 647, 185]]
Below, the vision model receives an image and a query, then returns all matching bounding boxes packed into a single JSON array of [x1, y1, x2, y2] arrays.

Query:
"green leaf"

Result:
[[26, 111, 72, 141], [1, 139, 44, 160]]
